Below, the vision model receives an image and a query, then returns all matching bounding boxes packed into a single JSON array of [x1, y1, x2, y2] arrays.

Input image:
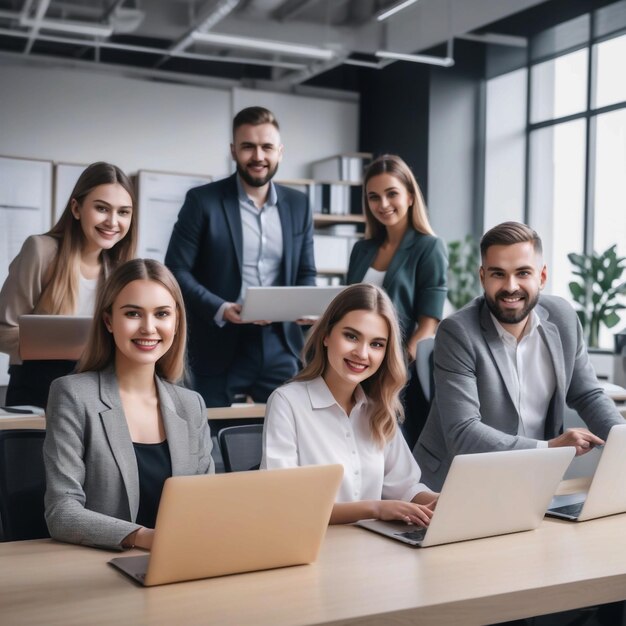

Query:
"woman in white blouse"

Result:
[[262, 283, 438, 525]]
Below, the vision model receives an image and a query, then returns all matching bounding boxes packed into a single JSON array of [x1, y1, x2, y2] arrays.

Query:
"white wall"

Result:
[[0, 59, 359, 180]]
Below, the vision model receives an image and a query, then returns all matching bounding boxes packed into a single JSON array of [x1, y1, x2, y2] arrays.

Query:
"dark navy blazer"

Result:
[[165, 174, 316, 376]]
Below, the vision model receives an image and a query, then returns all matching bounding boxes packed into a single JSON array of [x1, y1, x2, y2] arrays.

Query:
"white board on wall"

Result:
[[0, 156, 53, 386], [137, 170, 213, 263], [54, 162, 89, 221], [232, 87, 359, 180]]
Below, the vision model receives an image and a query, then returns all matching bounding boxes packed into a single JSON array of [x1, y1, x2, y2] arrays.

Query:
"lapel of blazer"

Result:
[[383, 229, 417, 291], [222, 174, 243, 274], [352, 239, 380, 283], [535, 301, 567, 434], [276, 184, 294, 285], [98, 367, 139, 521], [479, 301, 519, 415], [156, 378, 192, 476]]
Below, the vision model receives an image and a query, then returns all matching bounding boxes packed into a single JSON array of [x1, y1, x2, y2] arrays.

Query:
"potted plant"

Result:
[[568, 244, 626, 348], [447, 234, 481, 310]]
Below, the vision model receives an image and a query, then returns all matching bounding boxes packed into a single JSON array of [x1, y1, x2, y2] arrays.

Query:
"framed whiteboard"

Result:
[[53, 162, 88, 222], [0, 155, 53, 386], [136, 170, 212, 263]]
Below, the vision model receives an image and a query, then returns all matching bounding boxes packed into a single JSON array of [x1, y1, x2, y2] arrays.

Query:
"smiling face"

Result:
[[71, 183, 133, 254], [230, 122, 283, 189], [322, 309, 389, 395], [365, 173, 413, 232], [480, 241, 547, 333], [104, 279, 178, 371]]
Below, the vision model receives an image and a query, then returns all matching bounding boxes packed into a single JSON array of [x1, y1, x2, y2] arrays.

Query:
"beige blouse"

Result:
[[0, 234, 58, 363]]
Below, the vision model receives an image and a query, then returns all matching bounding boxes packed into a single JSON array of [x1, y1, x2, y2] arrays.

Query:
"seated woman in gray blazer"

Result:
[[44, 259, 214, 551]]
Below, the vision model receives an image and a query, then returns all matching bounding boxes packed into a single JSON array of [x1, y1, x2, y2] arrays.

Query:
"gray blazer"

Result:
[[44, 367, 214, 550], [414, 295, 623, 491]]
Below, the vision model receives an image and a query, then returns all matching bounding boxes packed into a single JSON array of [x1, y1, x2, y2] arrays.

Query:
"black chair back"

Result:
[[0, 429, 49, 541], [218, 424, 263, 473]]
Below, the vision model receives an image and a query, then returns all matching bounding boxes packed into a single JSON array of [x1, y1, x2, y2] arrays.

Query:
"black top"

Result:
[[133, 440, 172, 529]]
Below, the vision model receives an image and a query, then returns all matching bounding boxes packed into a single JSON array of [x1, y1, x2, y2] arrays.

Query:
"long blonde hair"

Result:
[[78, 259, 187, 383], [38, 162, 137, 315], [363, 154, 434, 241], [295, 284, 406, 446]]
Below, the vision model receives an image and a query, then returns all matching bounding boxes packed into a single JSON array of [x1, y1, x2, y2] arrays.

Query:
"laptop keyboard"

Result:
[[396, 528, 427, 542], [550, 502, 584, 517]]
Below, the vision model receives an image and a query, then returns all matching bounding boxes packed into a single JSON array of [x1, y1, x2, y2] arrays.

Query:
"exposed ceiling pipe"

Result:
[[23, 0, 52, 54], [375, 38, 455, 67], [0, 26, 307, 70], [154, 0, 241, 69]]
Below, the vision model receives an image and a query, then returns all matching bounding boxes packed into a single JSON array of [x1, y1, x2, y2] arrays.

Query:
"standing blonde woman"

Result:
[[262, 284, 437, 525], [347, 154, 448, 447], [0, 162, 137, 407], [44, 259, 214, 550]]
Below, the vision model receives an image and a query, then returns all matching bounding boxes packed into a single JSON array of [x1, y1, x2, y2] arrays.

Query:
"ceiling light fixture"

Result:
[[20, 17, 113, 38], [191, 32, 335, 60], [376, 0, 420, 22], [375, 50, 454, 67]]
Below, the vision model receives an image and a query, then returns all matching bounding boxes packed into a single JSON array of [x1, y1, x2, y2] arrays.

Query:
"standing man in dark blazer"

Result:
[[165, 106, 316, 406], [414, 221, 624, 491]]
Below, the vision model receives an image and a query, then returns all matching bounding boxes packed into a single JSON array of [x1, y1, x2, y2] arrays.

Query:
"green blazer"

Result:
[[347, 229, 448, 342]]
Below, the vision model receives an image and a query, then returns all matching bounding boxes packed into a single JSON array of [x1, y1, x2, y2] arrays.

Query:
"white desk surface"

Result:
[[1, 503, 626, 626]]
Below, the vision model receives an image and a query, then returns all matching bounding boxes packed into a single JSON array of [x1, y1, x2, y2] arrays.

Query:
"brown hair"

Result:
[[295, 284, 406, 446], [232, 106, 279, 136], [38, 162, 137, 315], [362, 154, 434, 241], [480, 221, 543, 260], [78, 259, 186, 383]]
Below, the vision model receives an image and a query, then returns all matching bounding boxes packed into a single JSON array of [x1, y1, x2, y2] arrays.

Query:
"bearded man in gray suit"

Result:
[[414, 221, 624, 491]]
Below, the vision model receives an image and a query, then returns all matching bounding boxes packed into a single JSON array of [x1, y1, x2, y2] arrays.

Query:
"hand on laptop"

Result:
[[223, 303, 270, 326], [548, 428, 604, 456], [123, 527, 154, 551], [375, 500, 435, 527]]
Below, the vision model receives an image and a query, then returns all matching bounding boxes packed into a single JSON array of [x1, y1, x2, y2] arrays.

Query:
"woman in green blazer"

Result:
[[347, 154, 448, 447]]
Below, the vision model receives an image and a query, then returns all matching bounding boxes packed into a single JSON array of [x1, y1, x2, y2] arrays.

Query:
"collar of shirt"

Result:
[[306, 376, 368, 412], [236, 174, 278, 212], [490, 309, 541, 347]]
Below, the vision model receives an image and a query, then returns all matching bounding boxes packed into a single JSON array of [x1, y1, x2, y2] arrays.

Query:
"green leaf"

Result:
[[604, 311, 621, 328]]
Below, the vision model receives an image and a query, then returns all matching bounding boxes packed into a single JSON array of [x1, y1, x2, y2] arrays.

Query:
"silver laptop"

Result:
[[356, 447, 575, 547], [547, 424, 626, 522], [18, 315, 92, 360], [240, 286, 345, 322], [109, 464, 343, 586]]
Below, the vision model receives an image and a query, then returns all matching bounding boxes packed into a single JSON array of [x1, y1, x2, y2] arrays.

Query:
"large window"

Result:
[[485, 4, 626, 348]]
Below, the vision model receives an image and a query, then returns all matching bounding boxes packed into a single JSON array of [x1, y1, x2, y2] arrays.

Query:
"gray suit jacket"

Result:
[[414, 295, 623, 490], [44, 367, 214, 550]]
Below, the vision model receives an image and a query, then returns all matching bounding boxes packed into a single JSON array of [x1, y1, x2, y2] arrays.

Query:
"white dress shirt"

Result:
[[215, 176, 283, 325], [490, 311, 556, 445], [261, 377, 429, 502]]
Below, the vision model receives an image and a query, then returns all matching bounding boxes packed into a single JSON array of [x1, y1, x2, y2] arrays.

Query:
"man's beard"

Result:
[[484, 289, 539, 325], [236, 160, 279, 188]]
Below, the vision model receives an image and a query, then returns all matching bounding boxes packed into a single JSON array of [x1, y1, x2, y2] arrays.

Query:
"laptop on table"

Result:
[[356, 447, 575, 547], [109, 464, 343, 586], [18, 315, 92, 360], [547, 423, 626, 522]]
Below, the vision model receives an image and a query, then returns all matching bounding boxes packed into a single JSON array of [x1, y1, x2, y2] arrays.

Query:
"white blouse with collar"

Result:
[[261, 376, 428, 503]]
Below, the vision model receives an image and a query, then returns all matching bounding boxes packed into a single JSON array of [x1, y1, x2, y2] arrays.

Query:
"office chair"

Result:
[[218, 424, 263, 473], [0, 429, 49, 541], [402, 337, 436, 449], [415, 336, 435, 403]]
